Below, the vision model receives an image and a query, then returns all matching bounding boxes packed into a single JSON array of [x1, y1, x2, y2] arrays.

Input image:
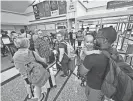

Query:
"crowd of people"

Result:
[[1, 26, 133, 101]]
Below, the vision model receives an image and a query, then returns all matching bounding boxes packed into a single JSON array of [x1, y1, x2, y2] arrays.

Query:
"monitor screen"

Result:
[[2, 37, 11, 45]]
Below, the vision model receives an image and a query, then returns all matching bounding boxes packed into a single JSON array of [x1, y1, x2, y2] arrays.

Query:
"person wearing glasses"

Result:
[[56, 32, 70, 77], [34, 29, 51, 63], [81, 27, 118, 101]]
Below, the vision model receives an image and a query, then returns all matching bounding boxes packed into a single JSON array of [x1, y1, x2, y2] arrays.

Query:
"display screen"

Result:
[[2, 37, 11, 45]]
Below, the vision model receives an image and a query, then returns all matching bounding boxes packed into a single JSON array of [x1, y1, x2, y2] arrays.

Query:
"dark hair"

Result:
[[5, 31, 8, 35], [86, 27, 89, 29], [81, 28, 84, 31], [99, 27, 117, 44], [11, 31, 16, 34], [110, 25, 113, 28], [20, 29, 25, 33], [1, 29, 4, 33], [127, 29, 132, 31], [86, 32, 96, 40]]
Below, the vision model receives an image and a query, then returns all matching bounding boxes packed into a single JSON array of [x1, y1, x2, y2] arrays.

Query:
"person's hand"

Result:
[[53, 50, 58, 55], [57, 61, 61, 66], [93, 50, 101, 54]]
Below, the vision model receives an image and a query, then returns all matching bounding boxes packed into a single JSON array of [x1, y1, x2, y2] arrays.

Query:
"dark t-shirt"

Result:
[[69, 32, 73, 39], [83, 54, 109, 90], [58, 41, 69, 63]]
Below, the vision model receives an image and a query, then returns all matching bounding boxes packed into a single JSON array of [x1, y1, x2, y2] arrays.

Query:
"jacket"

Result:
[[13, 49, 45, 79]]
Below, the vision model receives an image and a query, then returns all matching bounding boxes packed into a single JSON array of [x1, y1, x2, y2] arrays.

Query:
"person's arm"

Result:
[[83, 56, 92, 72], [59, 48, 65, 62], [34, 39, 39, 55], [35, 49, 39, 55], [33, 51, 46, 63], [83, 48, 101, 55], [79, 56, 92, 76]]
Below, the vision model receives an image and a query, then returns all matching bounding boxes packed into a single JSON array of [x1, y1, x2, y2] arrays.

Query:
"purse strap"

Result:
[[32, 51, 37, 61]]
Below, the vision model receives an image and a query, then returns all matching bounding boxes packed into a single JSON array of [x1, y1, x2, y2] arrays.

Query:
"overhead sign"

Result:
[[33, 0, 67, 19], [68, 2, 76, 12], [50, 1, 59, 16], [37, 2, 45, 18], [58, 1, 67, 15], [33, 4, 40, 19], [107, 1, 133, 9], [43, 1, 51, 17]]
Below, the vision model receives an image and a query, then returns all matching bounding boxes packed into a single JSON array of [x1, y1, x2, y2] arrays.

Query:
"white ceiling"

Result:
[[1, 0, 34, 13]]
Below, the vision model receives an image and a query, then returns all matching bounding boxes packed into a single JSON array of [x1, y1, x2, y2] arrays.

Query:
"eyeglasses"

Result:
[[96, 33, 106, 39], [96, 34, 108, 42]]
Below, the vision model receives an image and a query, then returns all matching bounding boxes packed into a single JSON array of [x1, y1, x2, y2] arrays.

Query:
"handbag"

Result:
[[26, 51, 50, 87]]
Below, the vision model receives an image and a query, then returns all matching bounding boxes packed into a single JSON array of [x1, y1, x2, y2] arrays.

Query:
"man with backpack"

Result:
[[82, 27, 133, 101], [56, 32, 75, 77], [56, 32, 70, 77]]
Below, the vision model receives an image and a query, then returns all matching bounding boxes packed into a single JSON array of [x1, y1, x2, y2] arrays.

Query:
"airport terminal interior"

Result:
[[1, 0, 133, 101]]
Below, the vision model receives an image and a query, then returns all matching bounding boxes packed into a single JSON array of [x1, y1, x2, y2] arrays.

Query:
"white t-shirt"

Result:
[[19, 33, 26, 38]]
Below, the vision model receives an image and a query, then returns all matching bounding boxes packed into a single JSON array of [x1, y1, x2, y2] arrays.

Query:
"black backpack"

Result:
[[47, 51, 55, 64]]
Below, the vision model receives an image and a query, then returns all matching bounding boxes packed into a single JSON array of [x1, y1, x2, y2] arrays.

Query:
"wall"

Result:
[[1, 25, 15, 31], [76, 1, 87, 17], [1, 10, 29, 25], [1, 25, 24, 33], [24, 6, 35, 22], [14, 25, 25, 33]]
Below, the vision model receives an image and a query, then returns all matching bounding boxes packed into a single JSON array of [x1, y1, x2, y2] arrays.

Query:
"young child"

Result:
[[78, 34, 101, 86]]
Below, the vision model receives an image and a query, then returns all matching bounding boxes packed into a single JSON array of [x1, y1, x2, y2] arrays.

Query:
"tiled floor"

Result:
[[47, 71, 68, 101], [1, 76, 27, 101], [57, 73, 87, 101]]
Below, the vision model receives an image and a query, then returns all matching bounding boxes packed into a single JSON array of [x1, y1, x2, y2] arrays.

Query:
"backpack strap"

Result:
[[101, 50, 111, 80], [32, 51, 37, 61], [60, 41, 68, 57]]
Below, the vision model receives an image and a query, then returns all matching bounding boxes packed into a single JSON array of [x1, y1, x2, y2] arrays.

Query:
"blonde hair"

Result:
[[14, 38, 30, 48]]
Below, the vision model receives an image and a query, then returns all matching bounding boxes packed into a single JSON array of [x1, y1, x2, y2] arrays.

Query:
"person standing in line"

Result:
[[34, 29, 57, 89], [19, 29, 27, 38], [78, 34, 101, 86], [86, 27, 90, 35], [13, 38, 46, 101], [56, 32, 70, 77], [82, 27, 118, 101], [69, 30, 74, 46], [34, 29, 51, 63], [76, 30, 83, 47]]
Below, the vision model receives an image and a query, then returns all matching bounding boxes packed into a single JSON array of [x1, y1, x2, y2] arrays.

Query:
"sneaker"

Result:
[[53, 85, 57, 88], [80, 83, 85, 87]]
